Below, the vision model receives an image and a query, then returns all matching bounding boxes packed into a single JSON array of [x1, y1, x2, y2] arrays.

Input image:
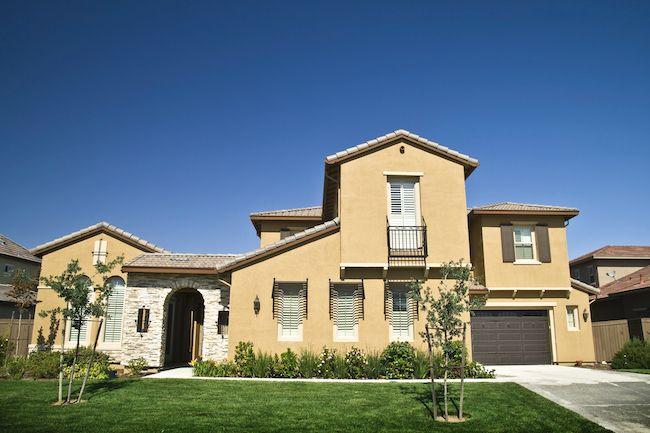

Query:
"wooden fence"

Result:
[[592, 318, 650, 362], [0, 314, 35, 357]]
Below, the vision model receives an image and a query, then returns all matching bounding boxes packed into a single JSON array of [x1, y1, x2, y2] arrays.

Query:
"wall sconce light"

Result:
[[582, 308, 589, 322], [253, 296, 261, 316]]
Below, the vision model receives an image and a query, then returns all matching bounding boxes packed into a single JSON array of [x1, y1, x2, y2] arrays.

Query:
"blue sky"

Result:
[[2, 1, 649, 258]]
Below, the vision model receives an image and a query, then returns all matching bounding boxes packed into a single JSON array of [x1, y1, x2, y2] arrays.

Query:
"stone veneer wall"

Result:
[[121, 273, 229, 367]]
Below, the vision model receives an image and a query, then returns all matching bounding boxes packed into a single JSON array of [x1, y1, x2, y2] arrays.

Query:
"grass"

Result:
[[0, 379, 610, 433], [617, 368, 650, 375]]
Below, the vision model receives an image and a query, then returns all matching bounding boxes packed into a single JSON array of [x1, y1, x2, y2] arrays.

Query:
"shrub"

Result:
[[0, 336, 10, 365], [62, 349, 111, 380], [193, 360, 236, 377], [413, 350, 429, 379], [27, 351, 61, 378], [364, 351, 383, 379], [276, 349, 299, 378], [317, 346, 338, 378], [465, 361, 495, 379], [298, 349, 319, 378], [612, 339, 650, 370], [345, 347, 367, 379], [5, 356, 28, 380], [380, 342, 416, 379], [252, 352, 275, 377], [234, 341, 255, 377], [127, 357, 148, 376]]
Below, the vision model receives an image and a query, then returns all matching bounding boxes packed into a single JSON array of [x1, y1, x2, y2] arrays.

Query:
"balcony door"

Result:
[[388, 179, 421, 251]]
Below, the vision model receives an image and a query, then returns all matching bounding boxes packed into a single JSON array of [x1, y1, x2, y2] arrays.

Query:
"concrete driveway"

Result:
[[491, 365, 650, 433]]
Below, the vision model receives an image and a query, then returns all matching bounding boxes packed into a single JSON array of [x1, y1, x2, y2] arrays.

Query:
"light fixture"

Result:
[[582, 308, 589, 322], [253, 296, 260, 316]]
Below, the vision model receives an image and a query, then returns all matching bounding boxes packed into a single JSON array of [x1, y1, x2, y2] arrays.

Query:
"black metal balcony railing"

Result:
[[387, 219, 428, 261]]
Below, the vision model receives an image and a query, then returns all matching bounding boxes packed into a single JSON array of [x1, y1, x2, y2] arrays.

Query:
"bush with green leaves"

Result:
[[27, 351, 61, 378], [413, 350, 429, 379], [380, 342, 416, 379], [276, 349, 299, 378], [5, 356, 28, 380], [62, 348, 111, 380], [612, 339, 650, 370], [317, 346, 338, 378], [127, 357, 149, 376], [298, 349, 319, 378], [364, 351, 383, 379], [344, 347, 367, 378], [193, 360, 237, 377], [0, 336, 10, 366], [252, 352, 276, 377], [234, 341, 255, 377]]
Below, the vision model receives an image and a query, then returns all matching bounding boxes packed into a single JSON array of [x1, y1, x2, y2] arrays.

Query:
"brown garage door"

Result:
[[471, 310, 552, 365]]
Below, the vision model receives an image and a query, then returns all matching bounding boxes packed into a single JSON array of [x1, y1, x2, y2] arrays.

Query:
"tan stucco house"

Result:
[[32, 129, 598, 366]]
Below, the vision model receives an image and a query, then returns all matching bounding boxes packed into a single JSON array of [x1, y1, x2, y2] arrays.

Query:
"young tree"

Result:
[[414, 260, 486, 422], [8, 268, 38, 355], [40, 255, 123, 404]]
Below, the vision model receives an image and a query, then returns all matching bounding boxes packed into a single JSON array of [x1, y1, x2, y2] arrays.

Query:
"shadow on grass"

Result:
[[398, 383, 463, 421], [74, 378, 137, 401]]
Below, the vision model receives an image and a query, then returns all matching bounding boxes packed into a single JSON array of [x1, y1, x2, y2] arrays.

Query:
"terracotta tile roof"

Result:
[[123, 253, 242, 270], [250, 206, 322, 218], [0, 234, 40, 263], [472, 202, 579, 213], [324, 129, 479, 168], [597, 265, 650, 298], [31, 222, 169, 256], [217, 218, 340, 272], [0, 283, 37, 304], [570, 246, 650, 265]]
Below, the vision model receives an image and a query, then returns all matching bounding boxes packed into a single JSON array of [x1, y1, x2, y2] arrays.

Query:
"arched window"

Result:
[[69, 276, 92, 343], [103, 277, 125, 343]]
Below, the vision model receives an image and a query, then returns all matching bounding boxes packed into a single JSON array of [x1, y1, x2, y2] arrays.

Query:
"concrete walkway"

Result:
[[490, 365, 650, 433]]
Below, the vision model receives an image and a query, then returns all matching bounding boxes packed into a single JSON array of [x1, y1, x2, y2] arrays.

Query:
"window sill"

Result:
[[567, 328, 580, 332], [514, 260, 542, 265]]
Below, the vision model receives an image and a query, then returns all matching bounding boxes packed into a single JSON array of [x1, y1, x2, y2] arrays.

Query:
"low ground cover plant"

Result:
[[0, 348, 112, 381], [611, 339, 650, 370], [194, 341, 495, 380]]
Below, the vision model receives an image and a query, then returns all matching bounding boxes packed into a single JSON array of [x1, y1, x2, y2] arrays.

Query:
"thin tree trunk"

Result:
[[443, 330, 449, 421], [459, 323, 467, 420], [66, 317, 82, 403], [6, 311, 14, 366], [424, 324, 438, 420], [15, 309, 23, 356], [77, 318, 102, 403], [58, 313, 67, 404]]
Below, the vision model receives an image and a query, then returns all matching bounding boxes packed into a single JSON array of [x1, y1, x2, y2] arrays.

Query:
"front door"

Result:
[[165, 289, 204, 365]]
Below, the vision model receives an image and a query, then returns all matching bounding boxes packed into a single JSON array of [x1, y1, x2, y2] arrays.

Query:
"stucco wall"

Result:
[[258, 220, 321, 248], [339, 141, 471, 266], [0, 256, 40, 285], [31, 232, 150, 350]]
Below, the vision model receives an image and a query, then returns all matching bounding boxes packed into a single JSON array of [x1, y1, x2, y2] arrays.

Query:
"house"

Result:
[[32, 130, 598, 367], [30, 222, 168, 361], [0, 234, 41, 355], [116, 129, 597, 367], [0, 234, 41, 319], [570, 246, 650, 287]]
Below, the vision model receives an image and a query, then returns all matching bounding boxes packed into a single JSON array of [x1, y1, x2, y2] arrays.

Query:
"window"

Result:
[[571, 267, 579, 279], [388, 180, 418, 227], [273, 282, 307, 341], [386, 283, 416, 341], [513, 226, 535, 261], [330, 282, 364, 341], [68, 276, 91, 343], [137, 308, 150, 333], [566, 306, 579, 331], [587, 266, 596, 285], [92, 239, 108, 265], [217, 310, 229, 335], [103, 277, 125, 343], [4, 264, 14, 274]]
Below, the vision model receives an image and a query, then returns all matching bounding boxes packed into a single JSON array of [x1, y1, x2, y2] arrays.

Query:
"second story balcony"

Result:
[[387, 218, 428, 266]]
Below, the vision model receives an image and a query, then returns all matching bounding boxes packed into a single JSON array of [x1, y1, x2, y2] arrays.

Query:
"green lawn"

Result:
[[0, 379, 610, 433], [618, 369, 650, 375]]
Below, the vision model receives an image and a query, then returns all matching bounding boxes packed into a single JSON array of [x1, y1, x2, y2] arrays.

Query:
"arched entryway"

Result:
[[163, 288, 204, 366]]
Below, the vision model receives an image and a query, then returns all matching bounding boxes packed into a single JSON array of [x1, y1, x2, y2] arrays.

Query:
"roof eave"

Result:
[[570, 278, 600, 296], [121, 266, 220, 275], [469, 209, 579, 219]]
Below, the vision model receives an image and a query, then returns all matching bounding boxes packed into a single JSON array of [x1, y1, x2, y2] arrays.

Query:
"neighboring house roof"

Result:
[[596, 265, 650, 298], [0, 234, 41, 263], [469, 202, 579, 218], [0, 283, 37, 305], [217, 218, 340, 273], [325, 129, 479, 170], [570, 245, 650, 266], [31, 222, 169, 256], [123, 253, 242, 272], [570, 278, 600, 296], [250, 206, 322, 219]]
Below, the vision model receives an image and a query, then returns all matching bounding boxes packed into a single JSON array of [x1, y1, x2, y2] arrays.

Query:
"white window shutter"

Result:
[[389, 181, 417, 226], [92, 239, 108, 264], [104, 278, 125, 343], [280, 286, 301, 337]]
